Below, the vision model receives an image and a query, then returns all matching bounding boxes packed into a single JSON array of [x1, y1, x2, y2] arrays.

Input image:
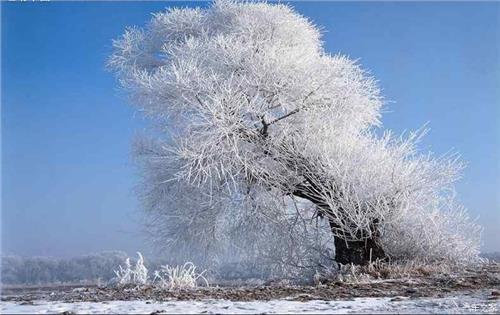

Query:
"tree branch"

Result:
[[267, 108, 300, 126]]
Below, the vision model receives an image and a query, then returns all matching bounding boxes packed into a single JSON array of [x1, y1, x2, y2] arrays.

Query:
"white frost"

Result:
[[2, 296, 498, 314], [108, 0, 482, 274]]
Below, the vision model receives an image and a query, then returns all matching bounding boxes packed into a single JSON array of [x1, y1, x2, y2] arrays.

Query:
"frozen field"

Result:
[[2, 295, 499, 314], [2, 263, 498, 314]]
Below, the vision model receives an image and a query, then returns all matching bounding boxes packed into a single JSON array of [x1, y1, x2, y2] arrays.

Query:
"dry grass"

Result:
[[152, 262, 209, 290], [315, 259, 458, 285]]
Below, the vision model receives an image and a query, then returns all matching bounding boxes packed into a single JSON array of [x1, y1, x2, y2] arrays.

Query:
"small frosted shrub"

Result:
[[113, 254, 208, 289], [153, 262, 209, 290], [113, 252, 148, 286]]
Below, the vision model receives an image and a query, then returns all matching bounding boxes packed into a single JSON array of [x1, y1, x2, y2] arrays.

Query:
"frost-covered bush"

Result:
[[109, 0, 482, 274], [112, 254, 208, 289], [153, 262, 209, 289], [114, 252, 148, 286]]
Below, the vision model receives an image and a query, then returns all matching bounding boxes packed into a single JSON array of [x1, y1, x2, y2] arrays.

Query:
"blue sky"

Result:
[[2, 1, 499, 257]]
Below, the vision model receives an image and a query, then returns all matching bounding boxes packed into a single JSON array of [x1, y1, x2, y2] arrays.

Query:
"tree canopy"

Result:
[[109, 0, 481, 276]]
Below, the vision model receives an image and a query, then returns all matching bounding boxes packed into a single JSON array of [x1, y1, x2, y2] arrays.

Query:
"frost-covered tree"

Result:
[[109, 1, 481, 269]]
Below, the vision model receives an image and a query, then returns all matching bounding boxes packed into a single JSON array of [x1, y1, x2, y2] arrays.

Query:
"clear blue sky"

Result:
[[2, 1, 499, 257]]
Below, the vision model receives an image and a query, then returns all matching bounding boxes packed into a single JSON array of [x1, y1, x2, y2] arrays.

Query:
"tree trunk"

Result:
[[292, 189, 386, 265], [332, 232, 385, 265], [327, 219, 386, 265]]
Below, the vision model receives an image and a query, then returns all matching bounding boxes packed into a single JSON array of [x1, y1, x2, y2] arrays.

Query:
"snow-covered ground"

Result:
[[2, 296, 499, 314]]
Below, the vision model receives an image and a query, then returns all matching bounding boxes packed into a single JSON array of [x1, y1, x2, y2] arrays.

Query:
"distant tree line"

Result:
[[1, 251, 288, 285], [1, 251, 133, 285]]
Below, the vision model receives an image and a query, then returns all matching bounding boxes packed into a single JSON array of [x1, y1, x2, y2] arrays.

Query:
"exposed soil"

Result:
[[2, 263, 499, 303]]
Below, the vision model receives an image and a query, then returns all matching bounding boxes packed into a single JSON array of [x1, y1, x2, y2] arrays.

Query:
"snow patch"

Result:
[[2, 296, 498, 314]]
